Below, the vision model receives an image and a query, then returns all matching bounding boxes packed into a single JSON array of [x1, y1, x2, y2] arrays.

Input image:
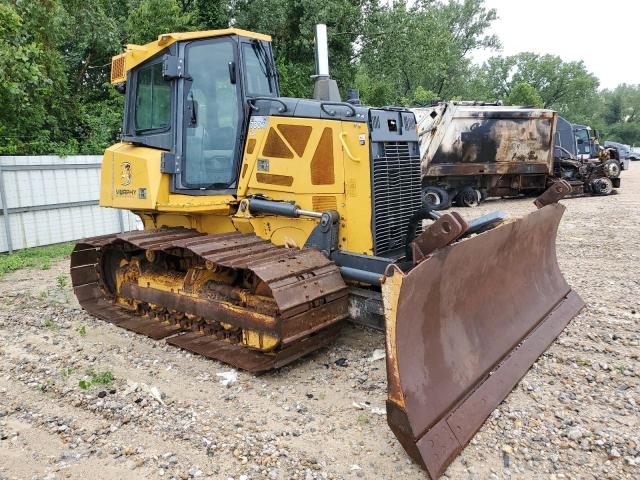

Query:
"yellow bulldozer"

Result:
[[70, 25, 584, 478]]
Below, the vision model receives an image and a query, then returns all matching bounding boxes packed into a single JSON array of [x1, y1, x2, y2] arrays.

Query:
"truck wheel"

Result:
[[422, 187, 450, 210], [455, 187, 480, 207], [603, 160, 621, 178], [591, 177, 613, 195]]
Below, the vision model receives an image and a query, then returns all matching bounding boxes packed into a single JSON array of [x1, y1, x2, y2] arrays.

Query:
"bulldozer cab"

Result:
[[118, 32, 278, 194]]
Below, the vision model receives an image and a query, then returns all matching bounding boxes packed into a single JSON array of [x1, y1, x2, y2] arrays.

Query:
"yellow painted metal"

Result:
[[242, 330, 279, 351], [100, 143, 236, 216], [239, 116, 345, 195], [110, 29, 272, 84], [236, 116, 374, 254], [339, 120, 374, 255], [100, 143, 168, 210], [99, 115, 375, 254]]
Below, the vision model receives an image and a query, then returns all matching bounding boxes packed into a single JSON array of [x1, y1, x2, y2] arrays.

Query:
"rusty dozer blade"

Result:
[[383, 199, 584, 478]]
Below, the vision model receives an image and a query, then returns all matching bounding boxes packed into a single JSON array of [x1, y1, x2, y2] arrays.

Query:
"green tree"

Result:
[[597, 84, 640, 145], [468, 52, 599, 121], [0, 0, 128, 154], [0, 1, 71, 154], [125, 0, 193, 45], [191, 0, 230, 29], [358, 0, 498, 106], [233, 0, 367, 98], [503, 82, 543, 107]]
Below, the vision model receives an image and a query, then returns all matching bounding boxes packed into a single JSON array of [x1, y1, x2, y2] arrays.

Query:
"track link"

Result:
[[70, 229, 349, 372]]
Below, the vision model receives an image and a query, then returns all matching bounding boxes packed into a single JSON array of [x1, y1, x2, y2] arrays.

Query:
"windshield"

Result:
[[575, 129, 590, 155], [182, 39, 240, 189]]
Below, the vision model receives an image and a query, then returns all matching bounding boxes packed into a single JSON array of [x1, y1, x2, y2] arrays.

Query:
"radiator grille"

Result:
[[372, 142, 422, 256], [111, 55, 125, 83]]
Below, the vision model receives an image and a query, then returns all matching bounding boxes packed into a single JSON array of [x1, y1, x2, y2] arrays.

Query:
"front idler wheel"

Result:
[[99, 246, 129, 297]]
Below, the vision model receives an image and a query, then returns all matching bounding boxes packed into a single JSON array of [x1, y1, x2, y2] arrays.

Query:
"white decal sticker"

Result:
[[249, 116, 267, 130]]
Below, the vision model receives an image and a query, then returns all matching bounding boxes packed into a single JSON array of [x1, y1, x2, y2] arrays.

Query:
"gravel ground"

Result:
[[0, 164, 638, 480]]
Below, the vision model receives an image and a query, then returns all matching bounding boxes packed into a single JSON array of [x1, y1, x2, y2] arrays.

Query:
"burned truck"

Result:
[[554, 117, 622, 196], [415, 102, 622, 208]]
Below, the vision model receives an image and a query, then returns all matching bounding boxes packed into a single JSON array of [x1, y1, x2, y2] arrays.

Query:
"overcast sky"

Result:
[[471, 0, 638, 90]]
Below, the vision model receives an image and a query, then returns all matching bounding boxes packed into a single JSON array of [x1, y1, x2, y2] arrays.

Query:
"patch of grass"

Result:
[[43, 319, 60, 332], [60, 367, 76, 380], [357, 413, 370, 425], [575, 357, 591, 367], [614, 364, 626, 374], [79, 369, 114, 390], [77, 325, 86, 337], [0, 242, 74, 278], [56, 274, 68, 289], [39, 290, 48, 299], [89, 370, 114, 385]]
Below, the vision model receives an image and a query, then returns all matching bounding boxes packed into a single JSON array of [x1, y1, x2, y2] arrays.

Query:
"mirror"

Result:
[[162, 54, 180, 80]]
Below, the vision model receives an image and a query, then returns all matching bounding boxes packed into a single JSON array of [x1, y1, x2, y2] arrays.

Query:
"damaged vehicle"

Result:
[[415, 102, 622, 208]]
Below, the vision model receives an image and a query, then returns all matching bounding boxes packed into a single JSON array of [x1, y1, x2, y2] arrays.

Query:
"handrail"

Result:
[[339, 133, 360, 162], [247, 97, 288, 113], [320, 101, 356, 117]]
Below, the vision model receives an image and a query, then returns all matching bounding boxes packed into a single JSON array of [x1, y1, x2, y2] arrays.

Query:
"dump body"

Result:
[[415, 102, 556, 204], [417, 103, 622, 206]]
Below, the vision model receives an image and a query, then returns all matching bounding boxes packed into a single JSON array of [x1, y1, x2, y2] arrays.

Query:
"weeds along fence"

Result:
[[0, 155, 139, 253]]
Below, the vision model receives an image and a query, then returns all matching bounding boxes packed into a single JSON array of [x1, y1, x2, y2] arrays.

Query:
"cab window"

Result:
[[242, 42, 276, 97], [182, 39, 241, 189], [134, 63, 171, 132], [575, 129, 590, 155]]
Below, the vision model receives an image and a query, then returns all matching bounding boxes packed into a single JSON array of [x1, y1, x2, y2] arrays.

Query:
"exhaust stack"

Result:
[[313, 24, 341, 102]]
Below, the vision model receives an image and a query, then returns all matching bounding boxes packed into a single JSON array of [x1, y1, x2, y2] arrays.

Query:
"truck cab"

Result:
[[572, 124, 599, 160]]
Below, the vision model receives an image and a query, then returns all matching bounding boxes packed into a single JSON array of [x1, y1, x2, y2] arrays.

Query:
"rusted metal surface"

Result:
[[414, 104, 557, 178], [534, 180, 572, 208], [383, 204, 584, 478], [425, 162, 550, 177], [70, 229, 349, 371], [414, 102, 560, 201], [410, 212, 468, 263], [167, 323, 342, 374]]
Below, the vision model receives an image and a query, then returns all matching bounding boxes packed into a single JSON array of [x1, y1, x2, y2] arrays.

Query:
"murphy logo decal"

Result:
[[120, 162, 132, 186]]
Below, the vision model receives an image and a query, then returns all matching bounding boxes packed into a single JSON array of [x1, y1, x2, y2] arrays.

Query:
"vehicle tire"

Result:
[[455, 187, 480, 207], [591, 177, 613, 195], [422, 186, 450, 210], [603, 160, 621, 178]]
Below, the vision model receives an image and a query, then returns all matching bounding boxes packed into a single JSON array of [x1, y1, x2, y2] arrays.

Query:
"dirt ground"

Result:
[[1, 164, 638, 480]]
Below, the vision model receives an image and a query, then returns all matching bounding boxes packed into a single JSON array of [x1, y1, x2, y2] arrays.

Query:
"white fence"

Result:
[[0, 155, 139, 253]]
